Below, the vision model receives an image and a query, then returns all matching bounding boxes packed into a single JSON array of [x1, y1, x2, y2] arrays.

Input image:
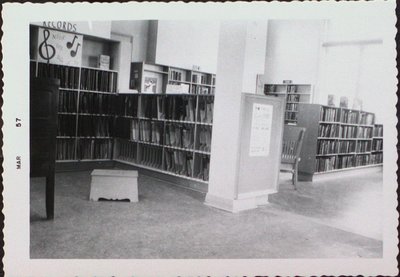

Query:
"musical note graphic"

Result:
[[66, 35, 78, 49], [38, 29, 56, 64], [70, 43, 81, 57]]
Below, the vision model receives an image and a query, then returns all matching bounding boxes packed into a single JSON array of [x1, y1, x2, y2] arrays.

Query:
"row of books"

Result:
[[76, 139, 113, 160], [56, 139, 75, 160], [102, 138, 211, 181], [317, 140, 356, 155], [286, 94, 301, 102], [58, 90, 77, 113], [140, 145, 163, 169], [192, 73, 212, 85], [79, 92, 115, 115], [372, 139, 383, 151], [192, 84, 214, 95], [164, 150, 193, 177], [139, 121, 163, 144], [77, 117, 113, 137], [320, 107, 340, 122], [80, 68, 118, 93], [115, 94, 139, 117], [370, 153, 383, 164], [57, 114, 76, 137], [165, 97, 196, 122], [357, 127, 373, 138], [115, 139, 137, 162], [141, 96, 161, 119], [318, 124, 373, 138], [373, 125, 383, 137], [321, 107, 375, 125], [315, 153, 376, 172], [286, 103, 298, 112], [359, 113, 374, 125], [194, 154, 210, 181], [340, 110, 358, 124], [197, 126, 212, 152], [37, 63, 80, 89], [198, 99, 213, 123], [285, 112, 297, 121], [355, 141, 371, 153], [165, 123, 194, 149], [169, 69, 186, 82]]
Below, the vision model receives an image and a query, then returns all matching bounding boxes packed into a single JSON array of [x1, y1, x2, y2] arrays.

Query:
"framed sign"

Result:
[[37, 27, 83, 67]]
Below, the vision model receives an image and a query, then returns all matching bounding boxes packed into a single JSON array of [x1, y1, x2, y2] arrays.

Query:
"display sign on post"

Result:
[[37, 27, 83, 67], [249, 103, 273, 157]]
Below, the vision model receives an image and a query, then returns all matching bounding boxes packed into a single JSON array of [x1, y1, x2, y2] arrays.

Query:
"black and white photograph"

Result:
[[2, 1, 398, 276]]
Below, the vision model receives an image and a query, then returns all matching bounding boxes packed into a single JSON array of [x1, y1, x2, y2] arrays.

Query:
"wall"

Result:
[[111, 20, 149, 62], [154, 20, 220, 73], [263, 20, 325, 86], [317, 12, 394, 123]]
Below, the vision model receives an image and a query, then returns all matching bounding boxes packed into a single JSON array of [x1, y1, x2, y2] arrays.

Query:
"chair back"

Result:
[[281, 125, 306, 164]]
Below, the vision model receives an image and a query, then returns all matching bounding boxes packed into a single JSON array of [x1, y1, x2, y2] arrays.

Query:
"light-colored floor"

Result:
[[30, 167, 383, 259]]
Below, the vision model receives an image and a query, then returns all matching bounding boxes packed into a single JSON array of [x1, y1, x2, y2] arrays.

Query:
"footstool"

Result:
[[89, 169, 138, 202]]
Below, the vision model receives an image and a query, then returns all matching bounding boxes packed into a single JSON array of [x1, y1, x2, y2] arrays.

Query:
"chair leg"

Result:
[[293, 163, 298, 190], [46, 173, 55, 220]]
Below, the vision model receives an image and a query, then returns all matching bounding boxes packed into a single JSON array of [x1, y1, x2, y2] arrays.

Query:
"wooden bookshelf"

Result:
[[371, 124, 383, 165], [30, 25, 120, 162], [296, 103, 382, 181], [263, 83, 312, 125], [114, 62, 216, 182], [30, 27, 215, 184]]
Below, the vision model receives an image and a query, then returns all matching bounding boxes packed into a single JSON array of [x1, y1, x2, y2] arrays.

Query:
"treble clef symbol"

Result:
[[39, 29, 56, 64]]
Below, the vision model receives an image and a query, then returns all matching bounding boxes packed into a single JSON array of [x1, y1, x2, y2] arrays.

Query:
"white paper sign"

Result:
[[249, 103, 273, 156], [37, 27, 83, 67]]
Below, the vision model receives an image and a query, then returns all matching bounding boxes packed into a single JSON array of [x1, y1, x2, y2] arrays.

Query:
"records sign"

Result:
[[37, 27, 83, 67]]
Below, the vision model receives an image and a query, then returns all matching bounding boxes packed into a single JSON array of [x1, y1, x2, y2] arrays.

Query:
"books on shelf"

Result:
[[164, 149, 193, 177], [56, 138, 75, 160], [320, 107, 340, 122], [37, 63, 80, 89], [373, 124, 383, 137], [115, 139, 137, 163], [58, 90, 78, 113], [76, 138, 112, 160], [297, 104, 383, 178], [140, 144, 163, 169], [194, 154, 210, 181], [80, 68, 117, 93]]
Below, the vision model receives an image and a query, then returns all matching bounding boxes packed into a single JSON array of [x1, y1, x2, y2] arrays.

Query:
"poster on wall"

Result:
[[37, 27, 83, 67], [249, 103, 273, 157]]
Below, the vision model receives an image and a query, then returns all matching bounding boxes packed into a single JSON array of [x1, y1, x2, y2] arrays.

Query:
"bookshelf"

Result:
[[30, 26, 216, 184], [113, 62, 216, 183], [296, 103, 383, 181], [371, 124, 383, 165], [30, 25, 120, 163], [264, 84, 312, 124]]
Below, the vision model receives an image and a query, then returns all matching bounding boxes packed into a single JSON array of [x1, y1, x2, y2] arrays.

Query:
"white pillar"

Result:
[[205, 20, 268, 212]]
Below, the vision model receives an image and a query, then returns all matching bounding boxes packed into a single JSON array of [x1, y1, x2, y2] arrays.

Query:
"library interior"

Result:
[[29, 16, 391, 259]]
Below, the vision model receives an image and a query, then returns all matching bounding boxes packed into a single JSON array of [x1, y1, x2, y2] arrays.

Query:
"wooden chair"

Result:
[[280, 126, 306, 189]]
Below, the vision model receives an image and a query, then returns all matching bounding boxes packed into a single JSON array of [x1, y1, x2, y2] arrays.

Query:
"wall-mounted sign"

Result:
[[37, 27, 83, 67], [42, 21, 78, 32], [249, 103, 273, 157]]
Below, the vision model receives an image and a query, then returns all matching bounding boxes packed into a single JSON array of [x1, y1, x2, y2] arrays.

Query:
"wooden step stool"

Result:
[[89, 169, 138, 202]]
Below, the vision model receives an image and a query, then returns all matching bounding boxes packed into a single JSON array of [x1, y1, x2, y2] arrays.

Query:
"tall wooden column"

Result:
[[205, 21, 268, 212]]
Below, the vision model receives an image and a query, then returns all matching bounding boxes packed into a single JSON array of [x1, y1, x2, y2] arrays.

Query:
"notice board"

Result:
[[236, 93, 285, 198]]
